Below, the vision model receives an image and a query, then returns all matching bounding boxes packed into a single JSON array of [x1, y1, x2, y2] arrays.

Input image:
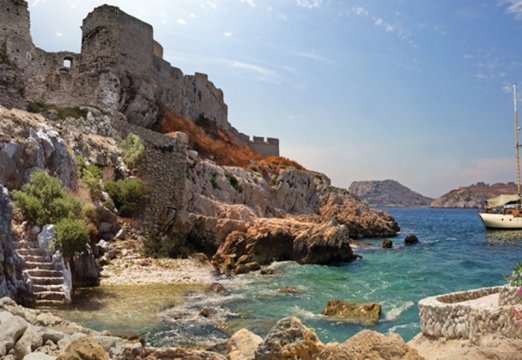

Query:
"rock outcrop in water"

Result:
[[349, 179, 433, 207], [430, 182, 517, 208]]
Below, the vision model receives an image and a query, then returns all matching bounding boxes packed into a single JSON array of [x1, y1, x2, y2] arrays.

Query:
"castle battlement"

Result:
[[0, 0, 279, 157]]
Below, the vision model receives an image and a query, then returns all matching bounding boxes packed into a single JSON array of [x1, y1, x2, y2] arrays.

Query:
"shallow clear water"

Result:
[[56, 208, 522, 346]]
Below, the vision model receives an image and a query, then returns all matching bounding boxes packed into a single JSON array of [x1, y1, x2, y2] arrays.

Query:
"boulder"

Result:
[[56, 336, 110, 360], [120, 346, 227, 359], [212, 219, 356, 275], [72, 245, 100, 287], [37, 225, 55, 258], [382, 239, 393, 249], [255, 316, 324, 360], [23, 353, 57, 360], [0, 311, 28, 354], [208, 283, 226, 293], [319, 330, 423, 360], [227, 328, 263, 360], [404, 234, 419, 246], [321, 300, 381, 326]]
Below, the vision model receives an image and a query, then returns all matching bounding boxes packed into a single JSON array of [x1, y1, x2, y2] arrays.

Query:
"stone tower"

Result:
[[0, 0, 34, 67]]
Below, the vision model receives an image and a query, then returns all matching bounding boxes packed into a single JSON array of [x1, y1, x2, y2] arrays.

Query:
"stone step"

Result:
[[35, 299, 65, 307], [17, 248, 42, 256], [13, 241, 40, 249], [19, 254, 48, 263], [24, 261, 55, 270], [34, 291, 67, 302], [32, 284, 65, 293], [30, 276, 65, 286], [24, 269, 63, 278]]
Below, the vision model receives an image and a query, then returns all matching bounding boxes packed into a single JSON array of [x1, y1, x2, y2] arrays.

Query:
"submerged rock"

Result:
[[321, 300, 382, 326], [382, 239, 393, 249], [404, 234, 419, 246]]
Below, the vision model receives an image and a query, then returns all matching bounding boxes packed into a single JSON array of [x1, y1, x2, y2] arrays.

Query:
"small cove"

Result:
[[53, 208, 522, 346]]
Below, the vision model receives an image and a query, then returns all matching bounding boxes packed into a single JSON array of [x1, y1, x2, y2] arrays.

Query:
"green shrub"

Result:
[[508, 262, 522, 286], [75, 156, 103, 200], [54, 218, 90, 259], [47, 195, 82, 223], [12, 170, 81, 225], [120, 133, 145, 170], [11, 191, 45, 225], [82, 203, 98, 225], [26, 101, 87, 119], [104, 178, 150, 217]]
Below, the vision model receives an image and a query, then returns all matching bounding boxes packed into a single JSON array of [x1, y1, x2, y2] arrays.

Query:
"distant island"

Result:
[[430, 182, 518, 208], [349, 180, 433, 207]]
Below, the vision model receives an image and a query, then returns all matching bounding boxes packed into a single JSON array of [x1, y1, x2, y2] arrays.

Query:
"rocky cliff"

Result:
[[349, 180, 433, 207], [430, 182, 518, 208]]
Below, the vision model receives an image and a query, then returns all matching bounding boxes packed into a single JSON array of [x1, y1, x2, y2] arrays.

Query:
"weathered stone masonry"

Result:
[[111, 119, 187, 232], [0, 0, 279, 156]]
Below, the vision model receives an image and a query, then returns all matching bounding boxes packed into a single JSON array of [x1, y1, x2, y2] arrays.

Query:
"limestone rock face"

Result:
[[321, 300, 382, 326], [318, 190, 400, 238], [319, 330, 423, 360], [121, 347, 227, 360], [0, 108, 77, 190], [0, 186, 27, 303], [255, 316, 324, 360], [227, 328, 263, 360]]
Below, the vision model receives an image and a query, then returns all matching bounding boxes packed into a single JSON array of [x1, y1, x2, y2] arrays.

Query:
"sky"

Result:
[[25, 0, 522, 197]]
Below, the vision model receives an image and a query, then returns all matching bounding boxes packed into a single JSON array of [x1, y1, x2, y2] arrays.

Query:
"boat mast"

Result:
[[514, 83, 521, 203]]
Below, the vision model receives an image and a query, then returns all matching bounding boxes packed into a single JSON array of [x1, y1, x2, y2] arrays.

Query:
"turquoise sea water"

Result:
[[58, 208, 522, 347]]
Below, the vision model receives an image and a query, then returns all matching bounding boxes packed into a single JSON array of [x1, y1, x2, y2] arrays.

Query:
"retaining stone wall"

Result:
[[418, 286, 522, 343]]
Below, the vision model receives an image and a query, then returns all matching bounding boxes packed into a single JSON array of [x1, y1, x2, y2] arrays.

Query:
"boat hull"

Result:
[[479, 212, 522, 229]]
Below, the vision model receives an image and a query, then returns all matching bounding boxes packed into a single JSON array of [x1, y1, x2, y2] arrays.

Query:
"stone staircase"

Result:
[[13, 239, 70, 306]]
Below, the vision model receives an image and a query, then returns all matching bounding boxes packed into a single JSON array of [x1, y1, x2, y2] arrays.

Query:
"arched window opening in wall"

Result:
[[63, 57, 73, 69]]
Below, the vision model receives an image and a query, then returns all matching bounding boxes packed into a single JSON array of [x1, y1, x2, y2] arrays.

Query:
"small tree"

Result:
[[12, 170, 81, 225], [120, 133, 145, 171], [54, 218, 90, 259], [104, 178, 150, 217]]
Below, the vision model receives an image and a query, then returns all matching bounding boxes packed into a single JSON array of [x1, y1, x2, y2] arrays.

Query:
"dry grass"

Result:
[[157, 109, 307, 173]]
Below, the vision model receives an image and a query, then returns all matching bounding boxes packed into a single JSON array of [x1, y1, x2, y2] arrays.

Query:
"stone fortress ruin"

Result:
[[0, 0, 279, 156]]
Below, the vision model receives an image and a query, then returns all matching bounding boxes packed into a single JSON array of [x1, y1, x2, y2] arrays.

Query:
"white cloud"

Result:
[[296, 0, 323, 9], [295, 51, 334, 64], [374, 18, 384, 26], [501, 0, 522, 18], [277, 13, 288, 21], [189, 13, 197, 19], [230, 61, 282, 83], [177, 18, 187, 25], [224, 31, 232, 37], [353, 6, 368, 16], [240, 0, 256, 8], [55, 32, 63, 38], [205, 0, 218, 10], [28, 0, 45, 7]]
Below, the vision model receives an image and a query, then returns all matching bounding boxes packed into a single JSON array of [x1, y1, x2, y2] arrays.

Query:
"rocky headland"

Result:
[[430, 182, 517, 208], [349, 180, 434, 207]]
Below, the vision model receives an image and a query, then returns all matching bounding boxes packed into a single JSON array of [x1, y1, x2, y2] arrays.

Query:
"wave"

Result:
[[383, 301, 415, 321]]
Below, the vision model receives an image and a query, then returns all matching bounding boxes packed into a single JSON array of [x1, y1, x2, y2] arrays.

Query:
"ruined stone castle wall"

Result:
[[1, 0, 279, 157], [80, 5, 154, 74], [111, 119, 188, 232]]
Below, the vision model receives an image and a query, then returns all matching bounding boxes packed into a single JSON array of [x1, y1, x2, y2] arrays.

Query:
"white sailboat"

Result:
[[479, 83, 522, 229]]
